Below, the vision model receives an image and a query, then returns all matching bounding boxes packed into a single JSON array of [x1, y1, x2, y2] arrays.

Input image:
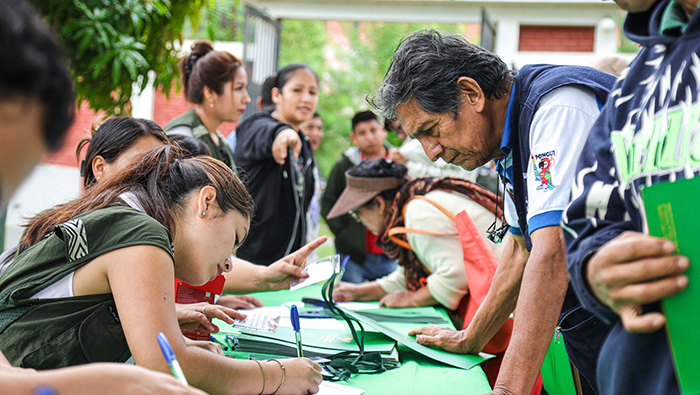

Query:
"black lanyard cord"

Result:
[[319, 273, 400, 380]]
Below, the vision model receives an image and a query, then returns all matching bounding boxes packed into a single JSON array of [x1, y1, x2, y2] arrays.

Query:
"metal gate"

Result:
[[480, 8, 496, 52], [243, 4, 280, 115]]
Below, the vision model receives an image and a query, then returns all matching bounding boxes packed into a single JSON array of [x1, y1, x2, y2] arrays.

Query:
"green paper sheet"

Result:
[[337, 305, 491, 371], [642, 177, 700, 395], [355, 306, 449, 324]]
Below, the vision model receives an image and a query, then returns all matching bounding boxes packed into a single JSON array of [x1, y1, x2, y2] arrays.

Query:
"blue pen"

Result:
[[33, 386, 58, 395], [340, 254, 350, 270], [225, 334, 239, 350], [290, 305, 303, 358], [210, 335, 228, 351], [157, 332, 188, 386]]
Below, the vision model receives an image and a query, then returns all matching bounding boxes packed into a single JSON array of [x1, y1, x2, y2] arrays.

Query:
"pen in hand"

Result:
[[290, 305, 303, 358], [157, 332, 189, 386]]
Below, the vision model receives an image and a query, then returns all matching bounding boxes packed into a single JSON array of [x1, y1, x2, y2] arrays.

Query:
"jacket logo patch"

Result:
[[62, 218, 88, 262], [532, 151, 557, 191]]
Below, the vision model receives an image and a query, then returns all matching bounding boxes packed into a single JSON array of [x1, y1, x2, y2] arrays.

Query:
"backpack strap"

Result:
[[387, 195, 458, 251]]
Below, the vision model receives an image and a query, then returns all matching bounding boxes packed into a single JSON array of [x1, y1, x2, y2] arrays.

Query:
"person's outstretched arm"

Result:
[[410, 234, 528, 353], [102, 245, 322, 394], [491, 226, 569, 394], [1, 358, 206, 395]]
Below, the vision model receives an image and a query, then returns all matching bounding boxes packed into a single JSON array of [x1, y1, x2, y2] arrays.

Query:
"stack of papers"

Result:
[[218, 323, 398, 362]]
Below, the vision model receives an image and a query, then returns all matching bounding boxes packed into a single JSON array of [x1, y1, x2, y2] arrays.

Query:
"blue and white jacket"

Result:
[[563, 1, 700, 393]]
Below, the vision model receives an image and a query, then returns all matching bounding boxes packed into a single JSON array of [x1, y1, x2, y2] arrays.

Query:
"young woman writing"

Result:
[[0, 146, 322, 394]]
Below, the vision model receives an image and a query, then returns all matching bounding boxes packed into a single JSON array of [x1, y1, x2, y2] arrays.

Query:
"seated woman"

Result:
[[75, 117, 314, 326], [0, 146, 322, 394], [327, 158, 511, 386], [75, 117, 257, 333]]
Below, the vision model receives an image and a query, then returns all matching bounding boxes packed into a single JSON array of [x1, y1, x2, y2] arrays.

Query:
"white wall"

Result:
[[489, 6, 627, 69], [252, 0, 631, 69], [4, 164, 81, 248]]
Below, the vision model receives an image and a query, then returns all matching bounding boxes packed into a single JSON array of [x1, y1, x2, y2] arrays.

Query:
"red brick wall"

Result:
[[519, 25, 595, 52], [43, 101, 103, 168], [42, 86, 238, 168], [153, 87, 192, 132], [154, 87, 237, 137]]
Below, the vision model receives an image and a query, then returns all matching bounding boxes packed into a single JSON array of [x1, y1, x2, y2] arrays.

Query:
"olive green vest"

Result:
[[0, 206, 173, 369], [164, 109, 237, 174]]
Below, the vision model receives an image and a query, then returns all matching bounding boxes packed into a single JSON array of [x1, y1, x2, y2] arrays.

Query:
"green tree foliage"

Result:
[[280, 20, 462, 176], [184, 0, 242, 42], [32, 0, 213, 115]]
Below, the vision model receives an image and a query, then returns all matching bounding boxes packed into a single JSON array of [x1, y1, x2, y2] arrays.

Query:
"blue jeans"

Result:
[[341, 253, 397, 283]]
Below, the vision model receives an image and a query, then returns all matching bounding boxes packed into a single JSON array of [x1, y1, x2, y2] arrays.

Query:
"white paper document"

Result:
[[290, 259, 335, 291], [316, 381, 365, 395], [232, 313, 280, 333]]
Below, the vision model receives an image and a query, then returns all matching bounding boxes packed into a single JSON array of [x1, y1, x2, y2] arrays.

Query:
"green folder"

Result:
[[355, 306, 449, 324], [540, 331, 576, 395], [337, 305, 491, 371], [213, 321, 399, 361], [642, 177, 700, 395]]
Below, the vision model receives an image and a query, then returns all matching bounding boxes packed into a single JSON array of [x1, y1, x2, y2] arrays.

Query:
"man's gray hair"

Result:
[[368, 29, 512, 120]]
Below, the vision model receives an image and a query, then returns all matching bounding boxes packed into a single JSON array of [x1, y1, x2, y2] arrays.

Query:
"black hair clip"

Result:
[[184, 54, 199, 75], [79, 159, 86, 177]]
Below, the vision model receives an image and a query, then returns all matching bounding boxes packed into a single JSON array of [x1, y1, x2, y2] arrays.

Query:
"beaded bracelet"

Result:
[[252, 359, 266, 395], [267, 359, 286, 395]]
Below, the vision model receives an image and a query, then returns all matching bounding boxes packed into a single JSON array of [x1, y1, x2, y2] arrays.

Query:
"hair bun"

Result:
[[183, 41, 214, 76]]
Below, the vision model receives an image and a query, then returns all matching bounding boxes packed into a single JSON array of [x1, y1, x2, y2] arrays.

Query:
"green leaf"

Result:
[[32, 0, 215, 115], [111, 58, 122, 86]]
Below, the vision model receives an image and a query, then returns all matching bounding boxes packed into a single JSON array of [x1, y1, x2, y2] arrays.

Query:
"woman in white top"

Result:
[[327, 159, 512, 386]]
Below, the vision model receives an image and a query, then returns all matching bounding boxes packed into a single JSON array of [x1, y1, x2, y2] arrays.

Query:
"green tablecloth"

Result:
[[219, 284, 492, 395]]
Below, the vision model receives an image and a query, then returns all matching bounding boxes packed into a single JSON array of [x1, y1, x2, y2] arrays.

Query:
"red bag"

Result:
[[174, 275, 226, 340]]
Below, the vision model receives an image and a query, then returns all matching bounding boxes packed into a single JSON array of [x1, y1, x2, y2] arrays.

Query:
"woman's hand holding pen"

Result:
[[176, 302, 246, 333], [275, 358, 323, 395]]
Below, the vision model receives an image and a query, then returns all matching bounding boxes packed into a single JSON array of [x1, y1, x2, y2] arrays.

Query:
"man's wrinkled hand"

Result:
[[587, 231, 689, 333]]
